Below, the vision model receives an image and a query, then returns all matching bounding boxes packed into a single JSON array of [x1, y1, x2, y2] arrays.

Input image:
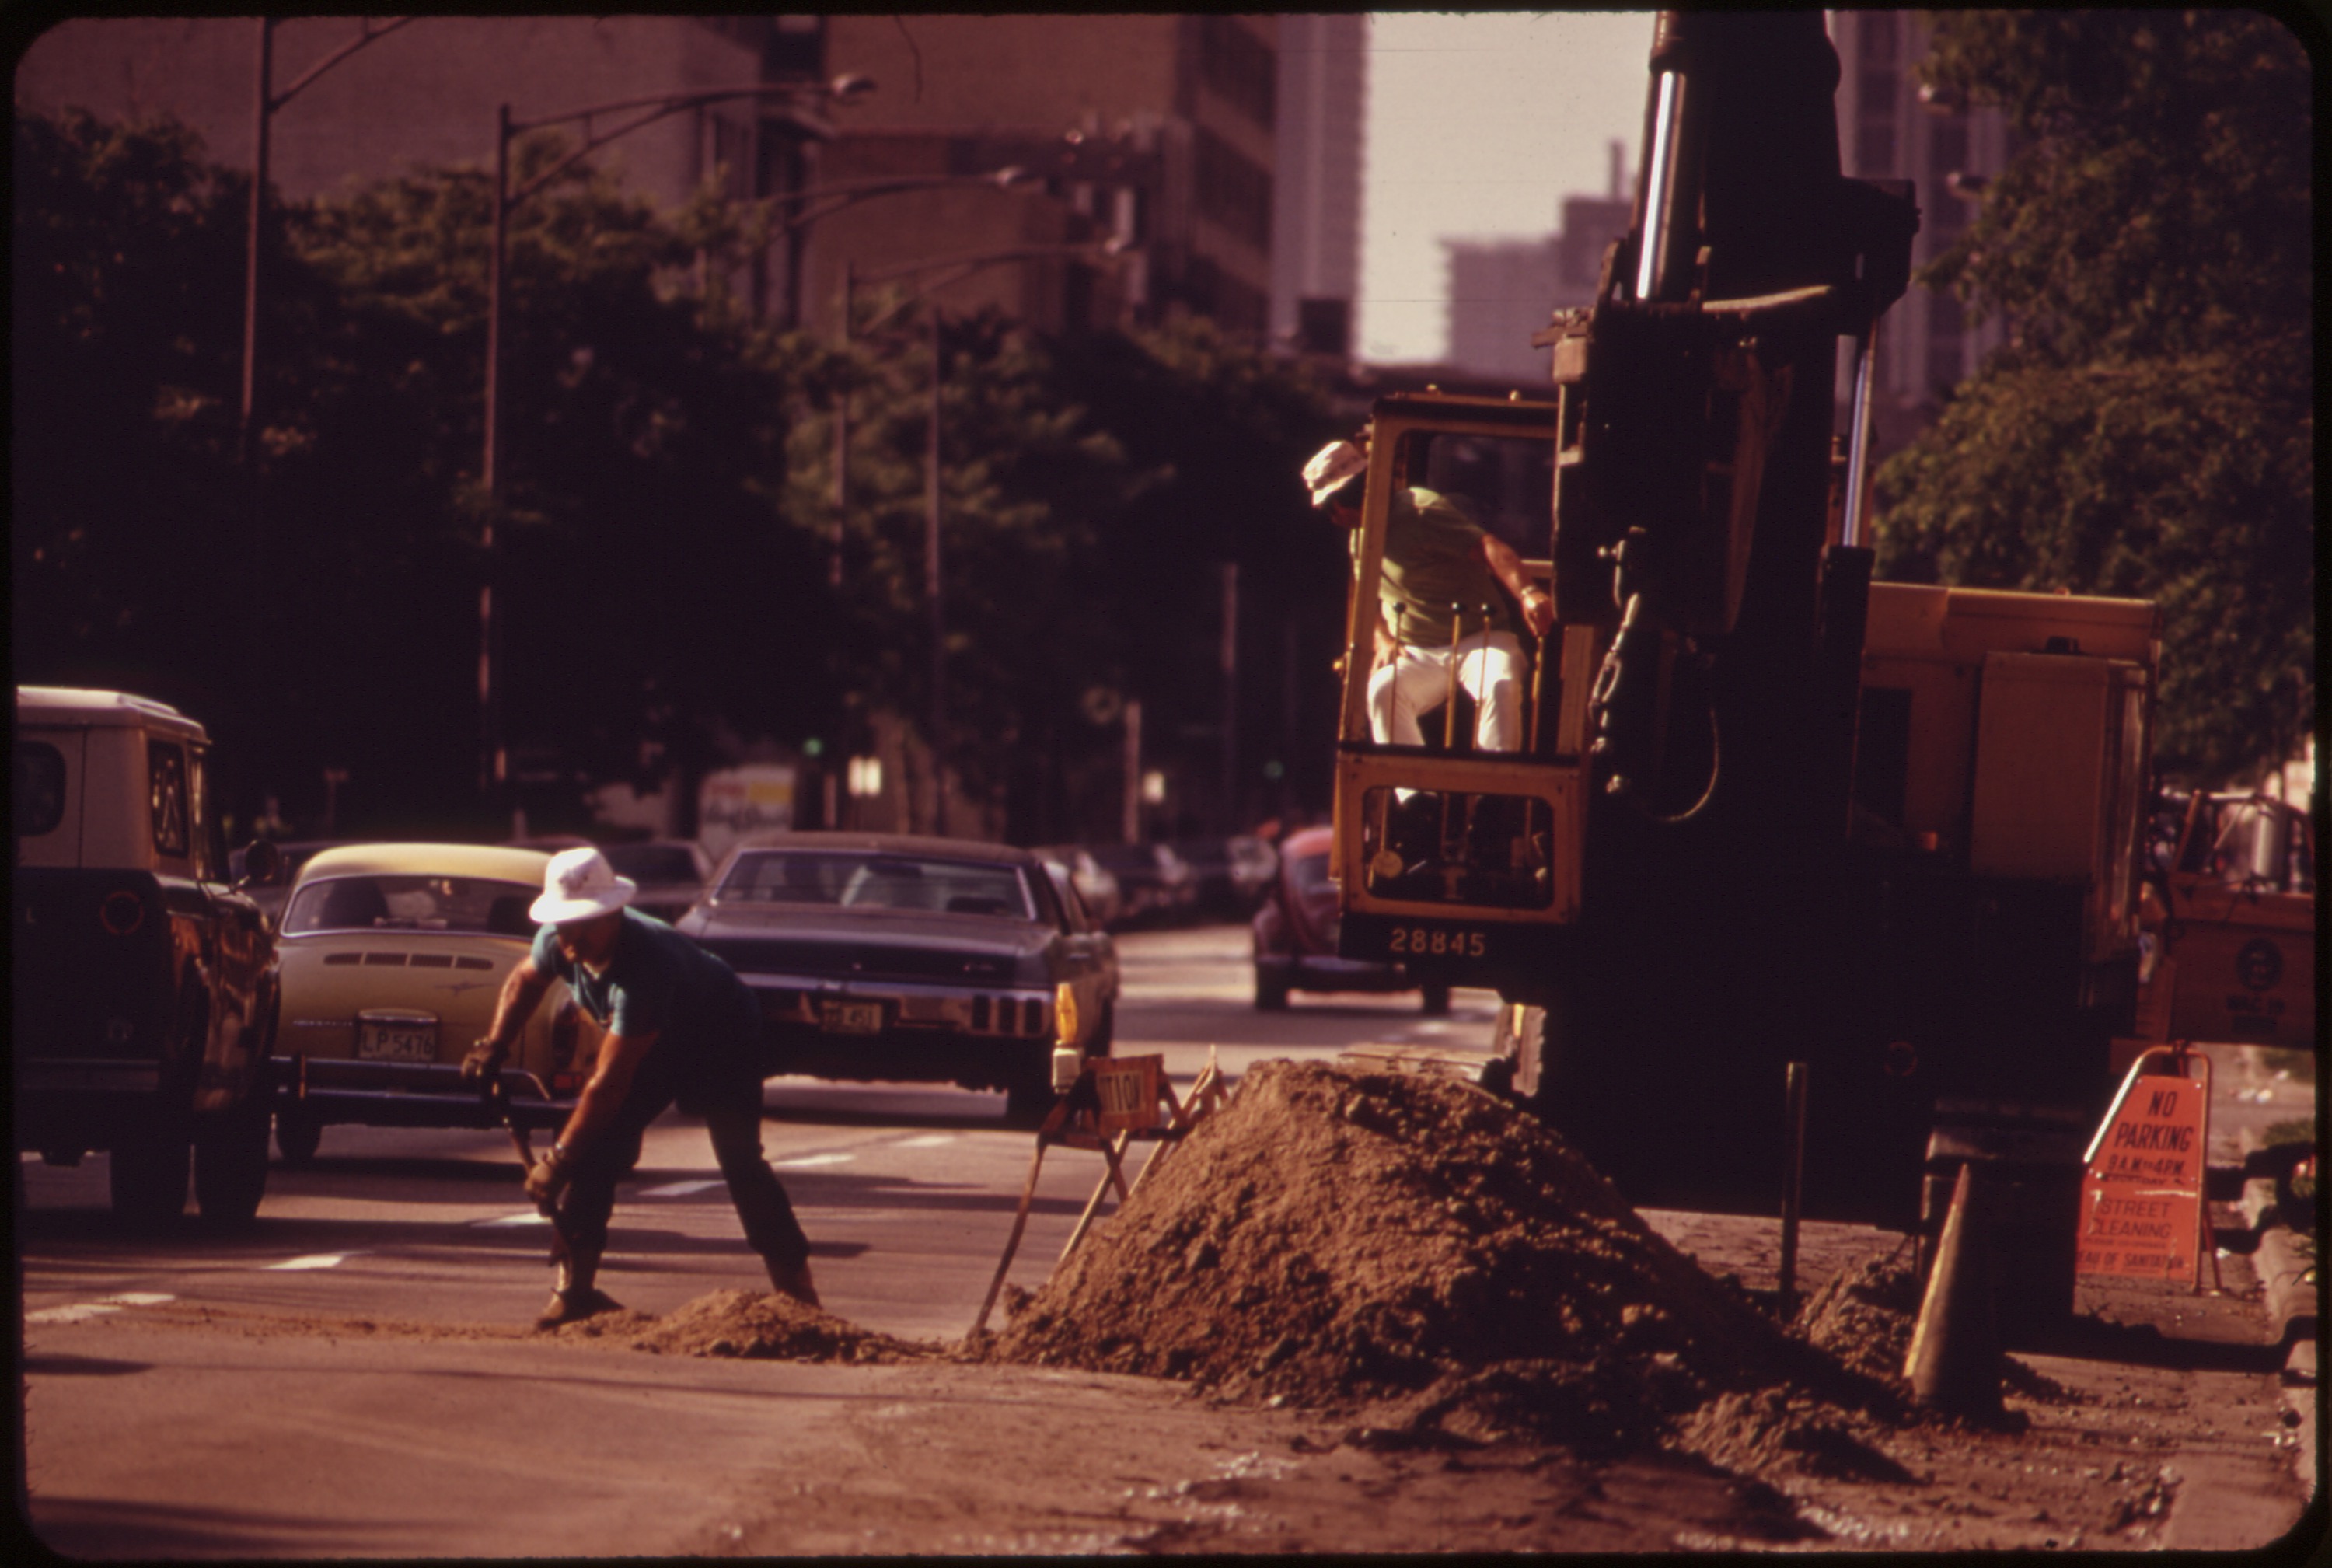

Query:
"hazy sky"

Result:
[[1358, 11, 1657, 365]]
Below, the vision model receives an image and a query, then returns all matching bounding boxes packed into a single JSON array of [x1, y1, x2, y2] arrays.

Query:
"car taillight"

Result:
[[99, 889, 145, 936], [552, 999, 581, 1070]]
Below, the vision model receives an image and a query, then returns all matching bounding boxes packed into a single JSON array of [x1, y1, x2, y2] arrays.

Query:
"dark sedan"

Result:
[[677, 833, 1119, 1123]]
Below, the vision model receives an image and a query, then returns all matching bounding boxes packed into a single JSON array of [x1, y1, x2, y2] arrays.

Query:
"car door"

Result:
[[1040, 863, 1117, 1039]]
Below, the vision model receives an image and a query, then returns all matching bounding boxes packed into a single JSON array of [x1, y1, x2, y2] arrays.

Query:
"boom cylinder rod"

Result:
[[1841, 323, 1880, 548], [1634, 70, 1683, 302]]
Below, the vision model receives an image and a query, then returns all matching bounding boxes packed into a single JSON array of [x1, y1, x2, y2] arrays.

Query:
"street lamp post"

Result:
[[240, 16, 414, 463], [475, 75, 876, 805]]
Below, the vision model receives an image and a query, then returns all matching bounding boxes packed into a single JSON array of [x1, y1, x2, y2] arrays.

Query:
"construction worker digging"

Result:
[[463, 846, 818, 1328]]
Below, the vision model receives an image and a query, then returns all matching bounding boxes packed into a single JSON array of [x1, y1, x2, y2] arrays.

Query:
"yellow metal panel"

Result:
[[1968, 653, 2119, 881]]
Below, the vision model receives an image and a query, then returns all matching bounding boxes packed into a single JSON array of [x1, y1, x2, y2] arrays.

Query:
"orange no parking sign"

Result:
[[2076, 1048, 2211, 1285]]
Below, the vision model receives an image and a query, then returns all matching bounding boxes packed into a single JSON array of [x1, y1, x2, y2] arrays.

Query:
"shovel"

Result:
[[484, 1071, 576, 1260]]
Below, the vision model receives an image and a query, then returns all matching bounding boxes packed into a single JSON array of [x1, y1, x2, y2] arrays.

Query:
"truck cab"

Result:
[[14, 686, 281, 1224]]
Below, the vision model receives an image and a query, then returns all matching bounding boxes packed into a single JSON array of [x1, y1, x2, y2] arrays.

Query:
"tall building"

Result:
[[1828, 9, 2010, 451], [808, 14, 1278, 337], [1270, 13, 1366, 358], [1440, 141, 1632, 384]]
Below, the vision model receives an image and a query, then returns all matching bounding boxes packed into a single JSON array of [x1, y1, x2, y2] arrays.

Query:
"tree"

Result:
[[11, 110, 255, 757], [1049, 319, 1346, 833], [1872, 10, 2312, 785], [793, 295, 1150, 840], [14, 104, 840, 834]]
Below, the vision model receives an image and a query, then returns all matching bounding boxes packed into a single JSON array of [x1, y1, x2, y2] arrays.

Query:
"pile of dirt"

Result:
[[989, 1060, 1901, 1462], [1794, 1248, 1922, 1387], [560, 1290, 936, 1364]]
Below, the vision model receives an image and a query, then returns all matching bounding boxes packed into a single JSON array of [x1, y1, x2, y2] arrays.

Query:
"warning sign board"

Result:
[[2075, 1050, 2209, 1284]]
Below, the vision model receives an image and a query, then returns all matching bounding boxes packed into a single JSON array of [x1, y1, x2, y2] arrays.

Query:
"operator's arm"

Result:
[[462, 956, 555, 1076], [1480, 533, 1556, 637], [523, 1026, 658, 1203], [553, 1028, 658, 1153]]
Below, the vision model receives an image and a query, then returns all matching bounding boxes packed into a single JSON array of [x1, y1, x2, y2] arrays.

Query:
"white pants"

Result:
[[1368, 630, 1525, 752]]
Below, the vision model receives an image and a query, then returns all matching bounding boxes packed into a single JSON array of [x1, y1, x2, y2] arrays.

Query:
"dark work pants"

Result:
[[554, 1059, 809, 1271]]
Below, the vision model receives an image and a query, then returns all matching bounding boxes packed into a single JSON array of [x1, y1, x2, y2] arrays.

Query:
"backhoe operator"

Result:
[[1305, 434, 1555, 751]]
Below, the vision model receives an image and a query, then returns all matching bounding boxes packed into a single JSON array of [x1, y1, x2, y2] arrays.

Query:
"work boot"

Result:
[[534, 1286, 623, 1330], [534, 1245, 620, 1329], [766, 1255, 820, 1308]]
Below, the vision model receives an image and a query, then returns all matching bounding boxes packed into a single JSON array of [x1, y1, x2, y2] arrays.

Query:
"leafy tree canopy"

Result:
[[1874, 9, 2313, 785]]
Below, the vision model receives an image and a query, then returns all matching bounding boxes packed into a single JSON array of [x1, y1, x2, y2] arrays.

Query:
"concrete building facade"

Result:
[[810, 14, 1277, 337], [1441, 144, 1632, 385], [1269, 12, 1366, 358]]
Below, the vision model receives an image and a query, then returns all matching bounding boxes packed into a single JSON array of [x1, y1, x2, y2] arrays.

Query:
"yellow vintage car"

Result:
[[270, 843, 602, 1163]]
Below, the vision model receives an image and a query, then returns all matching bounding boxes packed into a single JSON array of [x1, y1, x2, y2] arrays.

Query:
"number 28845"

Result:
[[1388, 926, 1485, 958]]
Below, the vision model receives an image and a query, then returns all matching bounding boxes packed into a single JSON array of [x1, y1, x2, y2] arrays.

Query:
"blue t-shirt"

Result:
[[531, 910, 759, 1076]]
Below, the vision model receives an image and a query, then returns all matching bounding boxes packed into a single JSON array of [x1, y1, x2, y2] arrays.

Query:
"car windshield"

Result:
[[1288, 851, 1334, 894], [601, 843, 700, 883], [717, 851, 1033, 917], [283, 875, 540, 937]]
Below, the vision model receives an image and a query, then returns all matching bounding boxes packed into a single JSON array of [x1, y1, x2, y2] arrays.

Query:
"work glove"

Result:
[[524, 1144, 572, 1207], [460, 1039, 508, 1083]]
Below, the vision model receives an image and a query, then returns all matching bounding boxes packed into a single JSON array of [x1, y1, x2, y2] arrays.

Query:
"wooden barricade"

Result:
[[971, 1049, 1231, 1337]]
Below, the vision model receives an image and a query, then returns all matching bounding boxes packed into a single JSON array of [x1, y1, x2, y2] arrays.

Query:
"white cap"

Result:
[[529, 846, 638, 926], [1302, 439, 1368, 508]]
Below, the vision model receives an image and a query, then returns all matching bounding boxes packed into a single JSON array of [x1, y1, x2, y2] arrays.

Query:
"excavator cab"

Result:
[[1329, 394, 1588, 969]]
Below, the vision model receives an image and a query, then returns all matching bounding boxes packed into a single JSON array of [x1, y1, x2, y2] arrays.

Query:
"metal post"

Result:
[[239, 18, 274, 466], [480, 103, 511, 801], [1122, 700, 1143, 844], [1220, 562, 1239, 830], [829, 257, 852, 588], [924, 310, 945, 829], [1780, 1060, 1808, 1316]]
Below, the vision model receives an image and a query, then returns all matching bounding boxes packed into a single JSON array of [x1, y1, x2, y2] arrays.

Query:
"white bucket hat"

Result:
[[530, 846, 638, 925], [1302, 438, 1369, 508]]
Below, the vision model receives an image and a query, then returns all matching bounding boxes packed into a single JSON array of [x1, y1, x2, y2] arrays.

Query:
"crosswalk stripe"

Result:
[[28, 1291, 175, 1324]]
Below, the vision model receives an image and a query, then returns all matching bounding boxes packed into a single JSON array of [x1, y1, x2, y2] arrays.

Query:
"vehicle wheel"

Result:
[[1420, 983, 1453, 1017], [1254, 967, 1290, 1011], [109, 1107, 191, 1228], [275, 1108, 323, 1166], [194, 1091, 271, 1228]]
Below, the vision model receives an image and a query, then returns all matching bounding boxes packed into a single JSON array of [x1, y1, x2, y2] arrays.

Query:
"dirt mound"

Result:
[[567, 1290, 936, 1363], [989, 1060, 1898, 1461], [1795, 1248, 1921, 1388]]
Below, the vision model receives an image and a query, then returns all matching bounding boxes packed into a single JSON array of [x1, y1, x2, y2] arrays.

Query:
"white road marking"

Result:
[[265, 1253, 365, 1271], [893, 1134, 957, 1148], [773, 1153, 855, 1169], [27, 1291, 175, 1325], [641, 1179, 724, 1197], [476, 1212, 552, 1228]]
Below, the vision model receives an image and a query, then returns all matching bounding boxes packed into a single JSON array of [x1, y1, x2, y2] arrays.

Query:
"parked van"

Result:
[[14, 686, 282, 1224]]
